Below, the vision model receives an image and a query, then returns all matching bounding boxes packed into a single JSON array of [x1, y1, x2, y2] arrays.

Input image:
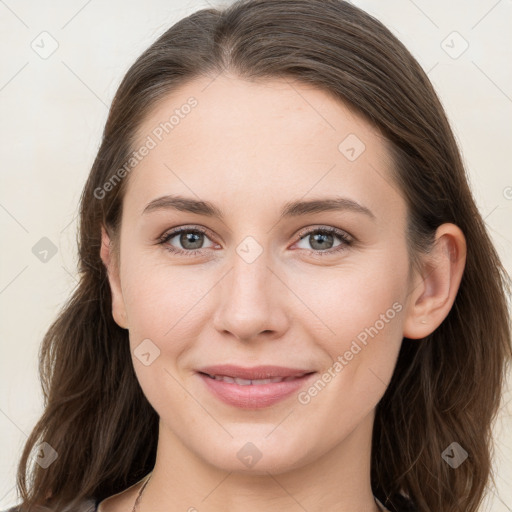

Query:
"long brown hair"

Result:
[[14, 1, 511, 511]]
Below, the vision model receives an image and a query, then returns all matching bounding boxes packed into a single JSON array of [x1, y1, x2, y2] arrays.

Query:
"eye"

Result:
[[293, 226, 353, 256], [157, 225, 354, 258], [158, 226, 217, 255]]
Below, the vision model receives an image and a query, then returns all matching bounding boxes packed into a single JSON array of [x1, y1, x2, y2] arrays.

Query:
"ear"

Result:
[[100, 225, 128, 330], [403, 223, 466, 339]]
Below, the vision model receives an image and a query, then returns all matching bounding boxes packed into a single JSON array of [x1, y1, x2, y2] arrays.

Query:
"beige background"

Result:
[[0, 0, 511, 509]]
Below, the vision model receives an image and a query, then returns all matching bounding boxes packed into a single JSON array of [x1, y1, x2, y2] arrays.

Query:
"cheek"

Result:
[[292, 247, 408, 408], [295, 251, 408, 348], [296, 287, 405, 441], [312, 288, 404, 402], [121, 249, 187, 323], [120, 260, 206, 412], [120, 254, 216, 359]]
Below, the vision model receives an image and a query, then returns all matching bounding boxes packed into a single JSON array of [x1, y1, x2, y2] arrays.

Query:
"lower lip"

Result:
[[198, 372, 316, 409]]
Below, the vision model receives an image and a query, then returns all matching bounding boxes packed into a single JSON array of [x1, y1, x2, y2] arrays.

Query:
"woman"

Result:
[[7, 1, 511, 511]]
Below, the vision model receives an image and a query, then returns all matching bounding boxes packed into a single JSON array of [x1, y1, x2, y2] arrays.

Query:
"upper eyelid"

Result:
[[296, 225, 353, 241]]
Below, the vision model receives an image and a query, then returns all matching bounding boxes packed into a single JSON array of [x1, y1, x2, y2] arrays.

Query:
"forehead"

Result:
[[135, 73, 383, 153], [126, 73, 404, 221]]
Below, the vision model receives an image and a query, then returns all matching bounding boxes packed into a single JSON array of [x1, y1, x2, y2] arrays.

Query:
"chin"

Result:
[[194, 435, 312, 475]]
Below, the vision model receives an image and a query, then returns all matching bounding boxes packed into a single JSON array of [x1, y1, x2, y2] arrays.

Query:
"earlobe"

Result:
[[100, 226, 128, 330], [403, 223, 466, 340]]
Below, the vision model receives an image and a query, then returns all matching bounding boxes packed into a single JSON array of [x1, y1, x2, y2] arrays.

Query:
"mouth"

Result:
[[199, 373, 310, 385], [195, 365, 316, 409]]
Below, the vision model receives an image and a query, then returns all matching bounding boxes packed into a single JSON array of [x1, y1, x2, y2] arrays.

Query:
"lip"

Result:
[[196, 365, 316, 409], [196, 364, 313, 380]]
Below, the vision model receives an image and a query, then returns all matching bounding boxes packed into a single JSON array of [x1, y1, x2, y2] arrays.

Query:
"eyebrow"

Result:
[[142, 194, 375, 220]]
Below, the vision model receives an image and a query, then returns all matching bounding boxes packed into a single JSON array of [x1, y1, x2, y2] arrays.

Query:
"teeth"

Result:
[[212, 375, 235, 383], [234, 378, 253, 385], [209, 374, 304, 385]]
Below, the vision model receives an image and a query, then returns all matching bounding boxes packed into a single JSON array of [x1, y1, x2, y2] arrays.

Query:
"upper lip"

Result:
[[196, 365, 315, 380]]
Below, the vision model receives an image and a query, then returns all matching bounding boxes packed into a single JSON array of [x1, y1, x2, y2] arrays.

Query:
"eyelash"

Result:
[[157, 225, 354, 258]]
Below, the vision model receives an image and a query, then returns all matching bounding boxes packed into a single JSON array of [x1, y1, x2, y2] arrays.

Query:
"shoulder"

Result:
[[0, 499, 98, 512], [78, 498, 99, 511], [97, 478, 146, 512], [2, 480, 142, 512]]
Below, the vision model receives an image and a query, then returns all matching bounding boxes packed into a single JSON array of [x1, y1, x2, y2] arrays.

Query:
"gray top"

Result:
[[3, 496, 392, 511], [1, 499, 98, 512]]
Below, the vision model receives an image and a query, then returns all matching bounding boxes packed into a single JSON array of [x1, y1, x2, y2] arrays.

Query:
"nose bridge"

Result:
[[212, 236, 288, 340], [231, 241, 271, 300]]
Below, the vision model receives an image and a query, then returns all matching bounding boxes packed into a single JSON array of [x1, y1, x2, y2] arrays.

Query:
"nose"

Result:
[[212, 248, 290, 342]]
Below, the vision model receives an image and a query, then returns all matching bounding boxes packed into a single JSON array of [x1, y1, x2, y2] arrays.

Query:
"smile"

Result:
[[203, 373, 310, 385], [196, 366, 316, 409]]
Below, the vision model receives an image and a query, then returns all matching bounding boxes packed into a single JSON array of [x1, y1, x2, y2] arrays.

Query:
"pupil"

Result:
[[181, 232, 202, 249], [311, 233, 333, 250]]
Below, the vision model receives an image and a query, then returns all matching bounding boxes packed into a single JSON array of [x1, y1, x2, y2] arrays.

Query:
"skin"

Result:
[[98, 73, 466, 512]]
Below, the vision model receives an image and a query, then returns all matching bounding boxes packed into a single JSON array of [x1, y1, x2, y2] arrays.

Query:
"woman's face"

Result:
[[104, 74, 417, 474]]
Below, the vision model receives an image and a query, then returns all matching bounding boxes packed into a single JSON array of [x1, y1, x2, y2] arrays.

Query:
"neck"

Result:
[[139, 411, 380, 512]]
